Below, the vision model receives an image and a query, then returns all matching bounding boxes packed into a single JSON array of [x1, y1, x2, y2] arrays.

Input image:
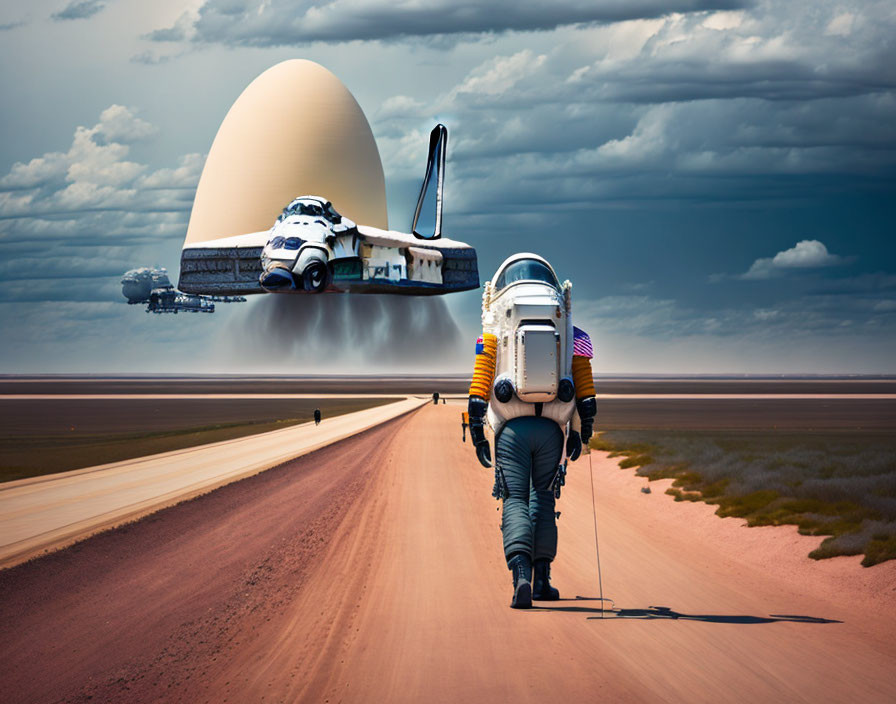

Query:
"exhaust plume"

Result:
[[219, 295, 466, 372]]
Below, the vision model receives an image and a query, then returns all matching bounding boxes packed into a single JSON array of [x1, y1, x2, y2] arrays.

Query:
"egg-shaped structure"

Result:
[[183, 59, 387, 249]]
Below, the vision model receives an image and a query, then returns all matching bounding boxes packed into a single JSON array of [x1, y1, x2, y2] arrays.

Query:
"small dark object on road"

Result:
[[432, 392, 440, 405], [314, 408, 321, 426], [641, 486, 651, 494]]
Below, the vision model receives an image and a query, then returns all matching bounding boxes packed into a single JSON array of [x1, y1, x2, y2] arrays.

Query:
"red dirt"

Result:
[[1, 404, 895, 703]]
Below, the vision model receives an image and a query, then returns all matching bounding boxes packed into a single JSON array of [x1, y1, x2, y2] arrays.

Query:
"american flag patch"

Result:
[[475, 336, 484, 354], [573, 327, 593, 358]]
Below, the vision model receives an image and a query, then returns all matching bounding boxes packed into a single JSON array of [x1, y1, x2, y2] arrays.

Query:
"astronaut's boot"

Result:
[[532, 559, 560, 601], [508, 553, 532, 609]]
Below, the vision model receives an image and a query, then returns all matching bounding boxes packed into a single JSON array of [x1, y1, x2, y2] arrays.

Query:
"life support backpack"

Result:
[[479, 276, 577, 436]]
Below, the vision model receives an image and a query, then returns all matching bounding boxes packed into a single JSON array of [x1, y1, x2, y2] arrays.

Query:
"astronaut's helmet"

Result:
[[490, 253, 560, 298]]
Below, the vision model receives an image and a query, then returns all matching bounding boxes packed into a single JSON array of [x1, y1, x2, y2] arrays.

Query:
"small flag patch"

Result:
[[573, 326, 593, 358], [475, 336, 484, 354]]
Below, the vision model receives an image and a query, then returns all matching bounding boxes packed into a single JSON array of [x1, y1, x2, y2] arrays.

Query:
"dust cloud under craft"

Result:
[[178, 125, 479, 297], [121, 266, 245, 314]]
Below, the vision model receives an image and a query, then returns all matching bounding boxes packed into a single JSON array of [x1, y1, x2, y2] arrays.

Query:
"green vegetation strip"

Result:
[[0, 397, 398, 483], [592, 430, 896, 567]]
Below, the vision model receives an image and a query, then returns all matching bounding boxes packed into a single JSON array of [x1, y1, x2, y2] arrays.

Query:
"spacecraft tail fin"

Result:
[[412, 124, 447, 240]]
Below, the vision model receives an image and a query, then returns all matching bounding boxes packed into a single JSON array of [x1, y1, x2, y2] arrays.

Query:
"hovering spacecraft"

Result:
[[178, 125, 479, 296], [121, 266, 245, 314]]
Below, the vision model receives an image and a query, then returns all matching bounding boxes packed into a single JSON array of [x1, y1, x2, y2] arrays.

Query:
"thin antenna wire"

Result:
[[588, 450, 605, 618]]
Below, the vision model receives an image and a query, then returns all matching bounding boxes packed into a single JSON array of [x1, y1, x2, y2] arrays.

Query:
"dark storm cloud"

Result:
[[567, 6, 896, 105], [0, 274, 121, 303], [357, 2, 894, 370], [809, 273, 896, 296], [577, 290, 895, 341], [51, 0, 106, 22], [372, 3, 896, 214], [148, 0, 748, 47]]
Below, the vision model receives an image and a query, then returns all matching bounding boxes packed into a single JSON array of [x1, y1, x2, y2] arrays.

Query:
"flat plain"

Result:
[[0, 395, 397, 482]]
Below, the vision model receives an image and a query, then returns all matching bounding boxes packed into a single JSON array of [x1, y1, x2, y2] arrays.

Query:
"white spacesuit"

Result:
[[467, 253, 596, 609]]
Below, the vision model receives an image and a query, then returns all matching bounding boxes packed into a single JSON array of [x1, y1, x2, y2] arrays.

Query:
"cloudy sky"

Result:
[[1, 0, 894, 373]]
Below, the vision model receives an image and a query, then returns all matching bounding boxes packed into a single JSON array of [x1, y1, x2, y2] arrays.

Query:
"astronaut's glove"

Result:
[[577, 396, 597, 446], [566, 430, 582, 462], [468, 396, 492, 469], [475, 442, 492, 469]]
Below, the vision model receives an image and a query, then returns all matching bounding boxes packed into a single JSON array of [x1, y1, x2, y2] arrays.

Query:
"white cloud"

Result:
[[825, 12, 855, 37], [596, 105, 672, 162], [375, 95, 425, 121], [139, 153, 205, 189], [94, 104, 158, 143], [0, 105, 157, 197], [702, 9, 743, 30], [0, 106, 200, 219], [452, 50, 546, 98], [0, 107, 204, 311], [742, 239, 846, 280]]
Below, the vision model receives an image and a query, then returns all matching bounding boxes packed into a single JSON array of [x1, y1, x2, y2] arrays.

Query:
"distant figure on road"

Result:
[[461, 411, 469, 443], [432, 392, 439, 405], [467, 254, 596, 609], [314, 408, 321, 426]]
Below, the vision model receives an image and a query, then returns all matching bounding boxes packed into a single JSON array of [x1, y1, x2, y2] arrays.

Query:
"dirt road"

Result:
[[1, 404, 894, 703]]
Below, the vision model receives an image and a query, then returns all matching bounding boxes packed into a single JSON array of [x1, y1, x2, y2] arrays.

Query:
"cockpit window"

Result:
[[494, 259, 559, 292], [284, 237, 302, 250], [292, 202, 322, 217], [278, 200, 328, 221], [323, 202, 342, 224]]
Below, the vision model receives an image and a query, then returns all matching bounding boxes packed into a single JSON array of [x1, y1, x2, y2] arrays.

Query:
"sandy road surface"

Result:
[[1, 404, 895, 703]]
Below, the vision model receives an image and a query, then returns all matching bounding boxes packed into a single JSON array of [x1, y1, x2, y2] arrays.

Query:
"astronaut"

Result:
[[467, 253, 596, 609]]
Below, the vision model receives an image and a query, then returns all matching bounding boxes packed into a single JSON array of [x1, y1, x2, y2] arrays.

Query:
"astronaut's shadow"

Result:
[[534, 598, 841, 624]]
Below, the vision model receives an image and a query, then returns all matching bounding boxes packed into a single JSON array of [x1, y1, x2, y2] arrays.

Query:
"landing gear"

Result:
[[302, 260, 330, 293]]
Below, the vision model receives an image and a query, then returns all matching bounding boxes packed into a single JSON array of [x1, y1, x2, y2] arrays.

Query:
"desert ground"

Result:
[[1, 389, 894, 703], [3, 374, 896, 395], [4, 384, 892, 484], [0, 395, 400, 482]]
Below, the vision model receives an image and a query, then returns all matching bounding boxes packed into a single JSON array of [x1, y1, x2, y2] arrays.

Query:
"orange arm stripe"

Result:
[[469, 333, 497, 400], [572, 355, 595, 399]]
